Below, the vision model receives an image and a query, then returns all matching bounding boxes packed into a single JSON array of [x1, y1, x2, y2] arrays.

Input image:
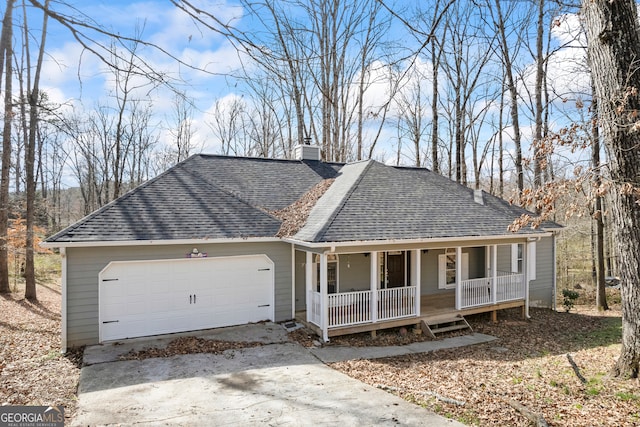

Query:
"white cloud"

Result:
[[519, 12, 590, 104]]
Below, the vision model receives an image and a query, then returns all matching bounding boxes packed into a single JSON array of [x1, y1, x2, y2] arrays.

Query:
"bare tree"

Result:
[[126, 99, 158, 186], [589, 89, 607, 311], [439, 2, 495, 185], [167, 93, 197, 164], [176, 0, 398, 162], [15, 0, 50, 300], [486, 0, 525, 194], [0, 0, 15, 294], [208, 97, 247, 157], [394, 65, 429, 167]]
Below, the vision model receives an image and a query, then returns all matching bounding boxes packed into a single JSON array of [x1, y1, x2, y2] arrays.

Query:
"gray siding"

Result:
[[529, 235, 555, 308], [420, 248, 484, 295], [294, 250, 306, 311], [420, 249, 441, 294], [338, 253, 370, 291], [496, 245, 512, 272], [66, 241, 293, 347]]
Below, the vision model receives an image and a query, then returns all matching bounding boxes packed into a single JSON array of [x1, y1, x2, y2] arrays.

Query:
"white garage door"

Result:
[[99, 255, 274, 342]]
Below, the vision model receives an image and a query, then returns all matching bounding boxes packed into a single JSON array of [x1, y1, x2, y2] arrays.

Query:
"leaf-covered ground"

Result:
[[0, 281, 80, 422], [330, 305, 639, 426], [2, 279, 638, 426]]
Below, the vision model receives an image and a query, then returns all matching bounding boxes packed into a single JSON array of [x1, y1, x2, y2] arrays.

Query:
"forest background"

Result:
[[0, 0, 615, 325]]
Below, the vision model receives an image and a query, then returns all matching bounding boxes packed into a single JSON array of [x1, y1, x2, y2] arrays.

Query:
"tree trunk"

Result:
[[0, 0, 15, 294], [582, 0, 640, 378], [590, 87, 608, 311], [23, 0, 49, 301], [431, 37, 439, 173], [498, 76, 505, 198], [532, 0, 544, 195], [493, 0, 523, 194]]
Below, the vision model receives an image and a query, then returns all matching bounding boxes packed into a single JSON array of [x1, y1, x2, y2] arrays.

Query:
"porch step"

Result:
[[420, 315, 472, 339]]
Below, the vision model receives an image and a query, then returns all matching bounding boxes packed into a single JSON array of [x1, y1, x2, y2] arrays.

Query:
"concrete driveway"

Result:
[[73, 323, 465, 426]]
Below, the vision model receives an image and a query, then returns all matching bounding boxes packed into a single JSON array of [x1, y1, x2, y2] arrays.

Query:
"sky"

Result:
[[41, 0, 244, 153], [32, 0, 591, 187]]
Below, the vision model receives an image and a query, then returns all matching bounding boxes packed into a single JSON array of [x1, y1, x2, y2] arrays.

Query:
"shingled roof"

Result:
[[45, 154, 558, 244], [45, 155, 341, 243], [294, 160, 558, 243]]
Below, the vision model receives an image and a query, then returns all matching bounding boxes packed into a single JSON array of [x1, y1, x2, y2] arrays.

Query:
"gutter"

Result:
[[40, 236, 281, 249], [284, 232, 554, 249]]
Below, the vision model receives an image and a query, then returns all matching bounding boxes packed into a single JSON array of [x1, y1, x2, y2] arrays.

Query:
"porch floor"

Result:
[[296, 292, 525, 339]]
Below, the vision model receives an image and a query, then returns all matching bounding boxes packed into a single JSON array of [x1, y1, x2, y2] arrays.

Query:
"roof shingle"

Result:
[[45, 154, 558, 244]]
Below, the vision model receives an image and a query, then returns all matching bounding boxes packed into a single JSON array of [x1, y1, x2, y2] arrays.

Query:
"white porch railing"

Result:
[[309, 286, 418, 328], [459, 273, 524, 309], [327, 290, 372, 327], [378, 286, 417, 321], [496, 273, 525, 301]]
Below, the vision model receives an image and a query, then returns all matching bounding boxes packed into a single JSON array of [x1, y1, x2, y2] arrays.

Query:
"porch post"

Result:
[[370, 251, 378, 323], [455, 246, 462, 310], [305, 251, 313, 323], [319, 253, 329, 341], [411, 250, 421, 315], [491, 245, 498, 304]]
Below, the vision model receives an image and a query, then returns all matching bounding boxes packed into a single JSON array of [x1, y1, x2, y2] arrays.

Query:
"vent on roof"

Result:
[[293, 143, 321, 161], [474, 189, 485, 205]]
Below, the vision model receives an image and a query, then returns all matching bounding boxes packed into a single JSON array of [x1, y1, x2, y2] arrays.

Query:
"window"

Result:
[[315, 254, 338, 293], [511, 244, 523, 273], [438, 249, 469, 289]]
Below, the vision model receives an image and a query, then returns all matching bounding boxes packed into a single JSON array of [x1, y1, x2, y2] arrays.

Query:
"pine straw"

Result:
[[0, 281, 80, 422], [331, 306, 639, 426], [289, 325, 439, 348], [118, 336, 264, 361], [269, 178, 335, 237]]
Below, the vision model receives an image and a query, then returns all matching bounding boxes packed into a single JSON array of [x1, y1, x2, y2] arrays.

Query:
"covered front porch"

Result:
[[295, 242, 535, 341]]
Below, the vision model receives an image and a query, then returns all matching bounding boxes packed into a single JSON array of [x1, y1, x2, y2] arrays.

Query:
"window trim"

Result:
[[315, 254, 339, 293], [438, 249, 469, 289]]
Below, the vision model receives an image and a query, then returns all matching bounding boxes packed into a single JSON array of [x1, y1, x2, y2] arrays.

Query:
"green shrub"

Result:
[[562, 289, 580, 312]]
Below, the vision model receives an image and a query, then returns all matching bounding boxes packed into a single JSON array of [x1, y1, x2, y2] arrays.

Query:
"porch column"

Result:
[[319, 253, 329, 341], [455, 246, 462, 310], [305, 251, 313, 323], [491, 245, 498, 304], [370, 251, 378, 323], [411, 250, 421, 315]]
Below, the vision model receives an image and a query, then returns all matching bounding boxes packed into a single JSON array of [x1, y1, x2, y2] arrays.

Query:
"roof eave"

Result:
[[283, 231, 554, 249], [40, 236, 282, 249]]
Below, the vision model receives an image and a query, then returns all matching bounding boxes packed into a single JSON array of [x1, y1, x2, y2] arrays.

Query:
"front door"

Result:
[[387, 252, 405, 288]]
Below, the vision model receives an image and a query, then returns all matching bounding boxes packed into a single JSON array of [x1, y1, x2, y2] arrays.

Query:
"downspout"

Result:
[[552, 232, 558, 312], [525, 247, 531, 320], [60, 247, 67, 353], [290, 244, 295, 320]]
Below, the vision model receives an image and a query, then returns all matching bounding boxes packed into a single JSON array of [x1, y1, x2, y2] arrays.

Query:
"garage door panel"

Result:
[[99, 255, 274, 342]]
